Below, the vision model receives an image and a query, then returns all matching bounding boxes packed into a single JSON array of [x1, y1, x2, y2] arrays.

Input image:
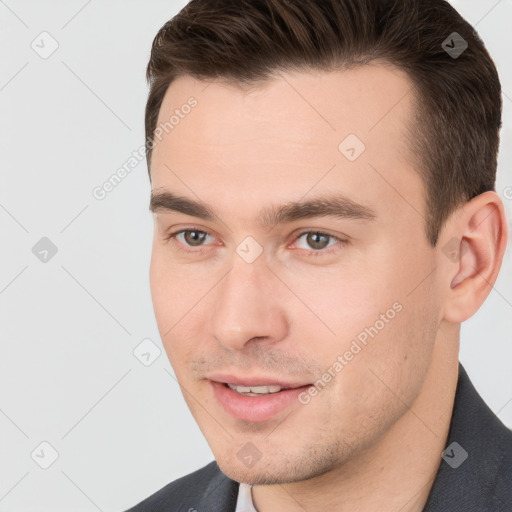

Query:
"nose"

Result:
[[209, 256, 289, 351]]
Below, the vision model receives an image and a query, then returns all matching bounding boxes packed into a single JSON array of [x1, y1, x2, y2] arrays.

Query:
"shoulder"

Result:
[[424, 364, 512, 511], [480, 407, 512, 507], [124, 460, 239, 512]]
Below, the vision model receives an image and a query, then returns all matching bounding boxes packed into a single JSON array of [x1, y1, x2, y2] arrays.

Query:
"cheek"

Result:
[[150, 249, 186, 361], [149, 245, 210, 331], [343, 274, 439, 418], [285, 247, 438, 384], [149, 246, 218, 368], [314, 295, 438, 440], [280, 264, 396, 355], [149, 249, 173, 328]]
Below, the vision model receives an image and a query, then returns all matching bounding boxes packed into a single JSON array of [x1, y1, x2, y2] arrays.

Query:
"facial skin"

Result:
[[149, 63, 508, 512]]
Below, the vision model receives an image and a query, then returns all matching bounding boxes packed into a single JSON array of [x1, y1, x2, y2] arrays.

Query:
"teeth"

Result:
[[228, 384, 283, 395]]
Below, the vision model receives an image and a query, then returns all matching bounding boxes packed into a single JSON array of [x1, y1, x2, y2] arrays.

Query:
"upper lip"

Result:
[[208, 373, 311, 388]]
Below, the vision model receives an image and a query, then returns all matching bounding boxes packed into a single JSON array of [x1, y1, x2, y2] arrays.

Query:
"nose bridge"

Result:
[[209, 255, 288, 350]]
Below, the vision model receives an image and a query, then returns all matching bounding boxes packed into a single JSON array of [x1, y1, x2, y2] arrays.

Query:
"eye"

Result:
[[166, 229, 215, 248], [165, 228, 347, 257], [292, 231, 346, 255]]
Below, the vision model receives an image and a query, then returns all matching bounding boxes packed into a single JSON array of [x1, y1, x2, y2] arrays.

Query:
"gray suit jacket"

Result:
[[125, 363, 512, 511]]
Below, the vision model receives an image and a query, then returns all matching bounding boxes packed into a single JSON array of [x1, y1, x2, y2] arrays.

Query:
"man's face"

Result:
[[149, 64, 444, 484]]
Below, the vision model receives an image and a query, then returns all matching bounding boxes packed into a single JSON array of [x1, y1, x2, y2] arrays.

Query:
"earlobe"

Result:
[[442, 192, 508, 324]]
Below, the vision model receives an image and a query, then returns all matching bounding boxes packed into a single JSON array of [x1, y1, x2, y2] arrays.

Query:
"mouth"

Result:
[[224, 382, 300, 395], [208, 376, 312, 422]]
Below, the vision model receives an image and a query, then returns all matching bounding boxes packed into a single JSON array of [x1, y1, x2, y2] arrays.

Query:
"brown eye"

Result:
[[292, 231, 347, 257], [182, 230, 208, 246], [304, 232, 331, 250]]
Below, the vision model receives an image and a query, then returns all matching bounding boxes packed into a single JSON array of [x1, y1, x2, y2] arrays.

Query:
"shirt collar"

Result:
[[235, 483, 258, 512]]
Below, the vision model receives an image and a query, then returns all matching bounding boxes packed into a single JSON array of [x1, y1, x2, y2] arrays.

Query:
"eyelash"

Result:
[[164, 227, 347, 257]]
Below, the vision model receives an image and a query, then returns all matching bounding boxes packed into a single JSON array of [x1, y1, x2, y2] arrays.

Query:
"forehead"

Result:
[[150, 63, 424, 228]]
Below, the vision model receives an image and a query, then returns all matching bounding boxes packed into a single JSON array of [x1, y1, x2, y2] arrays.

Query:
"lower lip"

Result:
[[210, 381, 311, 422]]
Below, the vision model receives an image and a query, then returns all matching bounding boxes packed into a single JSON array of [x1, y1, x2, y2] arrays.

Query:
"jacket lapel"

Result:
[[422, 363, 512, 511]]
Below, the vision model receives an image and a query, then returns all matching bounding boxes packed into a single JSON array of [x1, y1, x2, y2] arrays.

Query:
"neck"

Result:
[[252, 326, 459, 512]]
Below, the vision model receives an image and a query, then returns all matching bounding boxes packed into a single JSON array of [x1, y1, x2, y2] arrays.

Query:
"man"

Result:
[[126, 0, 512, 510]]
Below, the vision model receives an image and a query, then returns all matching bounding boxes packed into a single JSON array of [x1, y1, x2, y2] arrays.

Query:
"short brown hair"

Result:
[[145, 0, 502, 246]]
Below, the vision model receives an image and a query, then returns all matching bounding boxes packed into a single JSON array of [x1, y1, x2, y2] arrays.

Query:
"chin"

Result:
[[214, 448, 338, 486], [216, 460, 292, 485]]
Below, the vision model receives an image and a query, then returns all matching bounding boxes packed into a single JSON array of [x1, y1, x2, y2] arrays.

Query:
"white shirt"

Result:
[[235, 483, 258, 512]]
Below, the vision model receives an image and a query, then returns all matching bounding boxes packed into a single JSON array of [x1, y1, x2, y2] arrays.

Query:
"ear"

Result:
[[441, 191, 509, 324]]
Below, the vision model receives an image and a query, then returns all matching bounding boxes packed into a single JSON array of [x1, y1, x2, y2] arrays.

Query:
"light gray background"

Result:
[[0, 1, 511, 511]]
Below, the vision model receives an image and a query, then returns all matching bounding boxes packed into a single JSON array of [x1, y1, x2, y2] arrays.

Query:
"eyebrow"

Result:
[[149, 190, 377, 229]]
